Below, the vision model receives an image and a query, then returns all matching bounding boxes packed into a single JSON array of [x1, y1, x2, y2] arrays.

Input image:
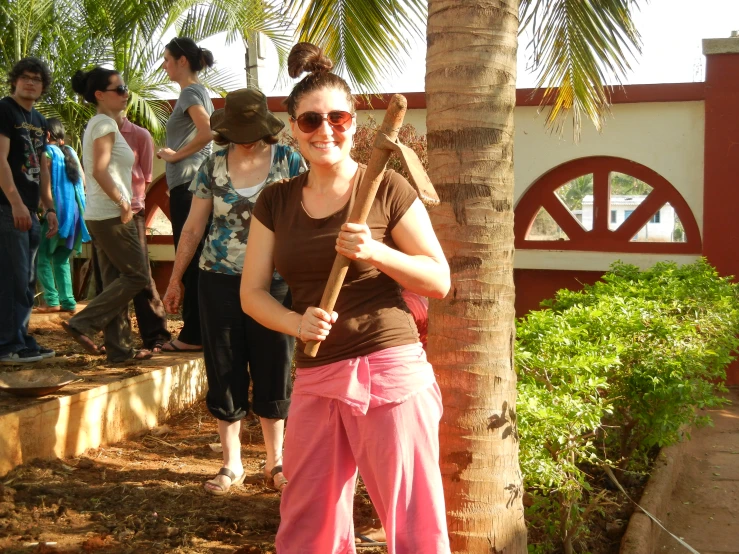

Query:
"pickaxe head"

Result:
[[374, 133, 440, 209]]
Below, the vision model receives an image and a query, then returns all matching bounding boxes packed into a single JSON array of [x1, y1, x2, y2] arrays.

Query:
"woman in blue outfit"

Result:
[[36, 118, 90, 313]]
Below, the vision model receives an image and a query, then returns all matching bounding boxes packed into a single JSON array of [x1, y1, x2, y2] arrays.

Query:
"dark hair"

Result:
[[71, 67, 120, 105], [46, 118, 81, 184], [212, 132, 280, 147], [8, 57, 52, 94], [284, 43, 354, 117], [165, 37, 215, 73]]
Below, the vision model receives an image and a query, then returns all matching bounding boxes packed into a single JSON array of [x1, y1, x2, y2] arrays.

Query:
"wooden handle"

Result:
[[304, 94, 408, 357]]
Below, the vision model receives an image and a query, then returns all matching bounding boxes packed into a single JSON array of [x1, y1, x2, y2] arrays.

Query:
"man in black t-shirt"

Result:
[[0, 57, 58, 364]]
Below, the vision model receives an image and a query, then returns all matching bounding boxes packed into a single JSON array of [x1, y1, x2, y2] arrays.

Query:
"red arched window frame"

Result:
[[514, 156, 702, 254], [144, 175, 173, 246]]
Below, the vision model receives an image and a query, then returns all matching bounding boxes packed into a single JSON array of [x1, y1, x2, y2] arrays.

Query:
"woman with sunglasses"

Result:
[[62, 67, 152, 362], [157, 37, 215, 354], [241, 43, 451, 554], [162, 88, 305, 495]]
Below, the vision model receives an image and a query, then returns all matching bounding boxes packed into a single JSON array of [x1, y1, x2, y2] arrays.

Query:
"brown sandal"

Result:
[[265, 465, 288, 492], [204, 467, 246, 496]]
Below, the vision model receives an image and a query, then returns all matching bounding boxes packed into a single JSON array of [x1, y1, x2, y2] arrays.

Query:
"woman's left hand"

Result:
[[156, 147, 177, 163], [336, 222, 379, 262]]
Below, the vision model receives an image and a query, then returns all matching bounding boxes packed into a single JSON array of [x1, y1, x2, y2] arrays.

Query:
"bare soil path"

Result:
[[656, 386, 739, 554]]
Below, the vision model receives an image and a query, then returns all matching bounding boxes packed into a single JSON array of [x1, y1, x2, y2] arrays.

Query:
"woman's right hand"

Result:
[[163, 281, 184, 314], [298, 307, 338, 342], [120, 200, 133, 224]]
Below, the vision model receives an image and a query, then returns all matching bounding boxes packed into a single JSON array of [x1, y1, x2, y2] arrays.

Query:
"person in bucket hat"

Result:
[[163, 88, 306, 495], [210, 88, 285, 144]]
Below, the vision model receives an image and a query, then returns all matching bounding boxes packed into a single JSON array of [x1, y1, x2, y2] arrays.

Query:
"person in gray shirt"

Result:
[[157, 36, 214, 353]]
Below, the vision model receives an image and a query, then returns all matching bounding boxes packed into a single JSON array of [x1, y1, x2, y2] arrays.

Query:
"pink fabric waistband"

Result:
[[294, 343, 436, 416]]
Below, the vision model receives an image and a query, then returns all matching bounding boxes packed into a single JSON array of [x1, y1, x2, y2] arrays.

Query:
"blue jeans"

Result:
[[0, 204, 40, 357]]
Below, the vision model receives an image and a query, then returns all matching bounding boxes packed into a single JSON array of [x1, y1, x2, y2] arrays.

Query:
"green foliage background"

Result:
[[0, 0, 291, 150], [517, 259, 739, 552]]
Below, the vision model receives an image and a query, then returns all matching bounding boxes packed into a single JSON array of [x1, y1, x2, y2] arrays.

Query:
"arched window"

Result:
[[143, 175, 174, 245], [514, 156, 701, 254]]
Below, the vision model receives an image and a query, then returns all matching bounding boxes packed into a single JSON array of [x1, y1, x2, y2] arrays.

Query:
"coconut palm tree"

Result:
[[287, 1, 642, 552], [426, 2, 640, 552]]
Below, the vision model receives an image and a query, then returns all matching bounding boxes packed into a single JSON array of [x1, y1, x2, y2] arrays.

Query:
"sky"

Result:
[[200, 0, 739, 96]]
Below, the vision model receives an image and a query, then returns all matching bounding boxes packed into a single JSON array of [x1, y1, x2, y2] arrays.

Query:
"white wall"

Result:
[[148, 99, 705, 271], [513, 102, 705, 234]]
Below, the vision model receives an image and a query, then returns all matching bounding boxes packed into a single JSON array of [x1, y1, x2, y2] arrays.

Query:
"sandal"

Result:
[[265, 465, 288, 492], [131, 350, 153, 361], [108, 350, 153, 364], [355, 532, 388, 548], [148, 339, 167, 354], [35, 305, 60, 313], [204, 467, 246, 496], [160, 340, 203, 354], [61, 322, 101, 355]]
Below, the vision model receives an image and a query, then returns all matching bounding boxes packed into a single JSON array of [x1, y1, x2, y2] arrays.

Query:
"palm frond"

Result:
[[520, 0, 643, 138], [283, 0, 426, 93], [176, 0, 292, 85]]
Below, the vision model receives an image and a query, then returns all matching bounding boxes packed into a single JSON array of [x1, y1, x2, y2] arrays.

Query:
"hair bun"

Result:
[[71, 70, 88, 95], [288, 42, 333, 79]]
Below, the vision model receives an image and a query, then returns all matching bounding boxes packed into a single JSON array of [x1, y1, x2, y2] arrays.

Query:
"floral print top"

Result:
[[190, 144, 306, 276]]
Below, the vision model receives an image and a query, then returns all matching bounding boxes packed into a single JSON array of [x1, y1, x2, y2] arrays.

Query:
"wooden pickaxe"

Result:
[[304, 94, 440, 357]]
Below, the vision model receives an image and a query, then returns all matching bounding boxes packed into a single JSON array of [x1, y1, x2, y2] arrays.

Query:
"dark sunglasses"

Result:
[[105, 85, 129, 96], [291, 111, 354, 133]]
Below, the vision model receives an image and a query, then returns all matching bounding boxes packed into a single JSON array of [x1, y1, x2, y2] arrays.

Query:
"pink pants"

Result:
[[275, 344, 451, 554]]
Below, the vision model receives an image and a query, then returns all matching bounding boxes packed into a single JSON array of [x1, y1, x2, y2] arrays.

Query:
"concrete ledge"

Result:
[[620, 440, 686, 554], [0, 357, 207, 477], [702, 36, 739, 55]]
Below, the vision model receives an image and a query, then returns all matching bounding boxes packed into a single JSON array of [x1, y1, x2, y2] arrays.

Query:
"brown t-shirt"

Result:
[[252, 165, 420, 368]]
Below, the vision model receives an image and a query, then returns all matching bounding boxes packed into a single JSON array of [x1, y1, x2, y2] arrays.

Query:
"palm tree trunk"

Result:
[[426, 1, 527, 552]]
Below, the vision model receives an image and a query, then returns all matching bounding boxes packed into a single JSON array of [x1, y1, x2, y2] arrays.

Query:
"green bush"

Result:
[[517, 259, 739, 552]]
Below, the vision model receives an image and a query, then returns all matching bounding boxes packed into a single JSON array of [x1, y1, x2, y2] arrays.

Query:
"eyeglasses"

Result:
[[18, 74, 43, 85], [105, 85, 129, 96], [291, 111, 354, 133]]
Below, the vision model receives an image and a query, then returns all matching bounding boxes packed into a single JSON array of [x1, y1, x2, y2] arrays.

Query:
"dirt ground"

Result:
[[0, 312, 384, 554], [656, 386, 739, 554], [524, 466, 647, 554], [0, 307, 182, 418]]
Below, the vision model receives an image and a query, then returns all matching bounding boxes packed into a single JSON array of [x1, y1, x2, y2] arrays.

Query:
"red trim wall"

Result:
[[702, 51, 739, 384], [167, 82, 705, 113], [516, 82, 705, 106], [514, 269, 604, 318]]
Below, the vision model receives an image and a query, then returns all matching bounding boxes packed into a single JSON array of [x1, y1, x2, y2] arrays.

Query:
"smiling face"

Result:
[[289, 87, 356, 170], [95, 73, 129, 112]]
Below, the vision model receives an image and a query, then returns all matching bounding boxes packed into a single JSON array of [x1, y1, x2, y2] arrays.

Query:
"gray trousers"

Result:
[[69, 217, 148, 362]]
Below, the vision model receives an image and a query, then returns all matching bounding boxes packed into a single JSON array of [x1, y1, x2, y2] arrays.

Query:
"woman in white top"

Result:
[[61, 67, 152, 362]]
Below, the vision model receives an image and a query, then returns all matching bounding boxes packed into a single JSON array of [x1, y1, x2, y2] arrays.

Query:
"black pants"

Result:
[[170, 183, 206, 345], [199, 270, 294, 422]]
